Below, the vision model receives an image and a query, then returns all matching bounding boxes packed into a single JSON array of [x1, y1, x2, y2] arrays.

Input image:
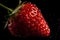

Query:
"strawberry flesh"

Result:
[[8, 3, 50, 37]]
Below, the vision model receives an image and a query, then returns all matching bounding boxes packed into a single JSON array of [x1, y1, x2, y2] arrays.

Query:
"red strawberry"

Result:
[[7, 2, 50, 37]]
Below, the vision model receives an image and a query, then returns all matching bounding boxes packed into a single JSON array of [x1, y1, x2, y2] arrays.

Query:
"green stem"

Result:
[[9, 1, 27, 16], [0, 1, 26, 16], [0, 3, 23, 16], [9, 4, 24, 16], [0, 3, 13, 12]]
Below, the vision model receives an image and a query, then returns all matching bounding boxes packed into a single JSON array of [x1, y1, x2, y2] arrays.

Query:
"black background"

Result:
[[0, 0, 60, 40]]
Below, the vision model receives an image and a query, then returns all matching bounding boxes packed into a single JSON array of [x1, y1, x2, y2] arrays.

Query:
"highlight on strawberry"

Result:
[[0, 0, 50, 37]]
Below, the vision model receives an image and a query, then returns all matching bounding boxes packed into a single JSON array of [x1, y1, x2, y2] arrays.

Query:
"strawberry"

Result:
[[0, 2, 50, 37]]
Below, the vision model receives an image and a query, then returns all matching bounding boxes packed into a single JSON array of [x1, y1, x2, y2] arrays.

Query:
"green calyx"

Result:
[[0, 1, 27, 29]]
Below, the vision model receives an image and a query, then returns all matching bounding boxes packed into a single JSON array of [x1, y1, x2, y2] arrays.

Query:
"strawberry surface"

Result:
[[8, 3, 50, 37]]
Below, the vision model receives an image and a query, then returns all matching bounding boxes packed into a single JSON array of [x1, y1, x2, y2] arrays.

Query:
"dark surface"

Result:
[[0, 0, 59, 40]]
